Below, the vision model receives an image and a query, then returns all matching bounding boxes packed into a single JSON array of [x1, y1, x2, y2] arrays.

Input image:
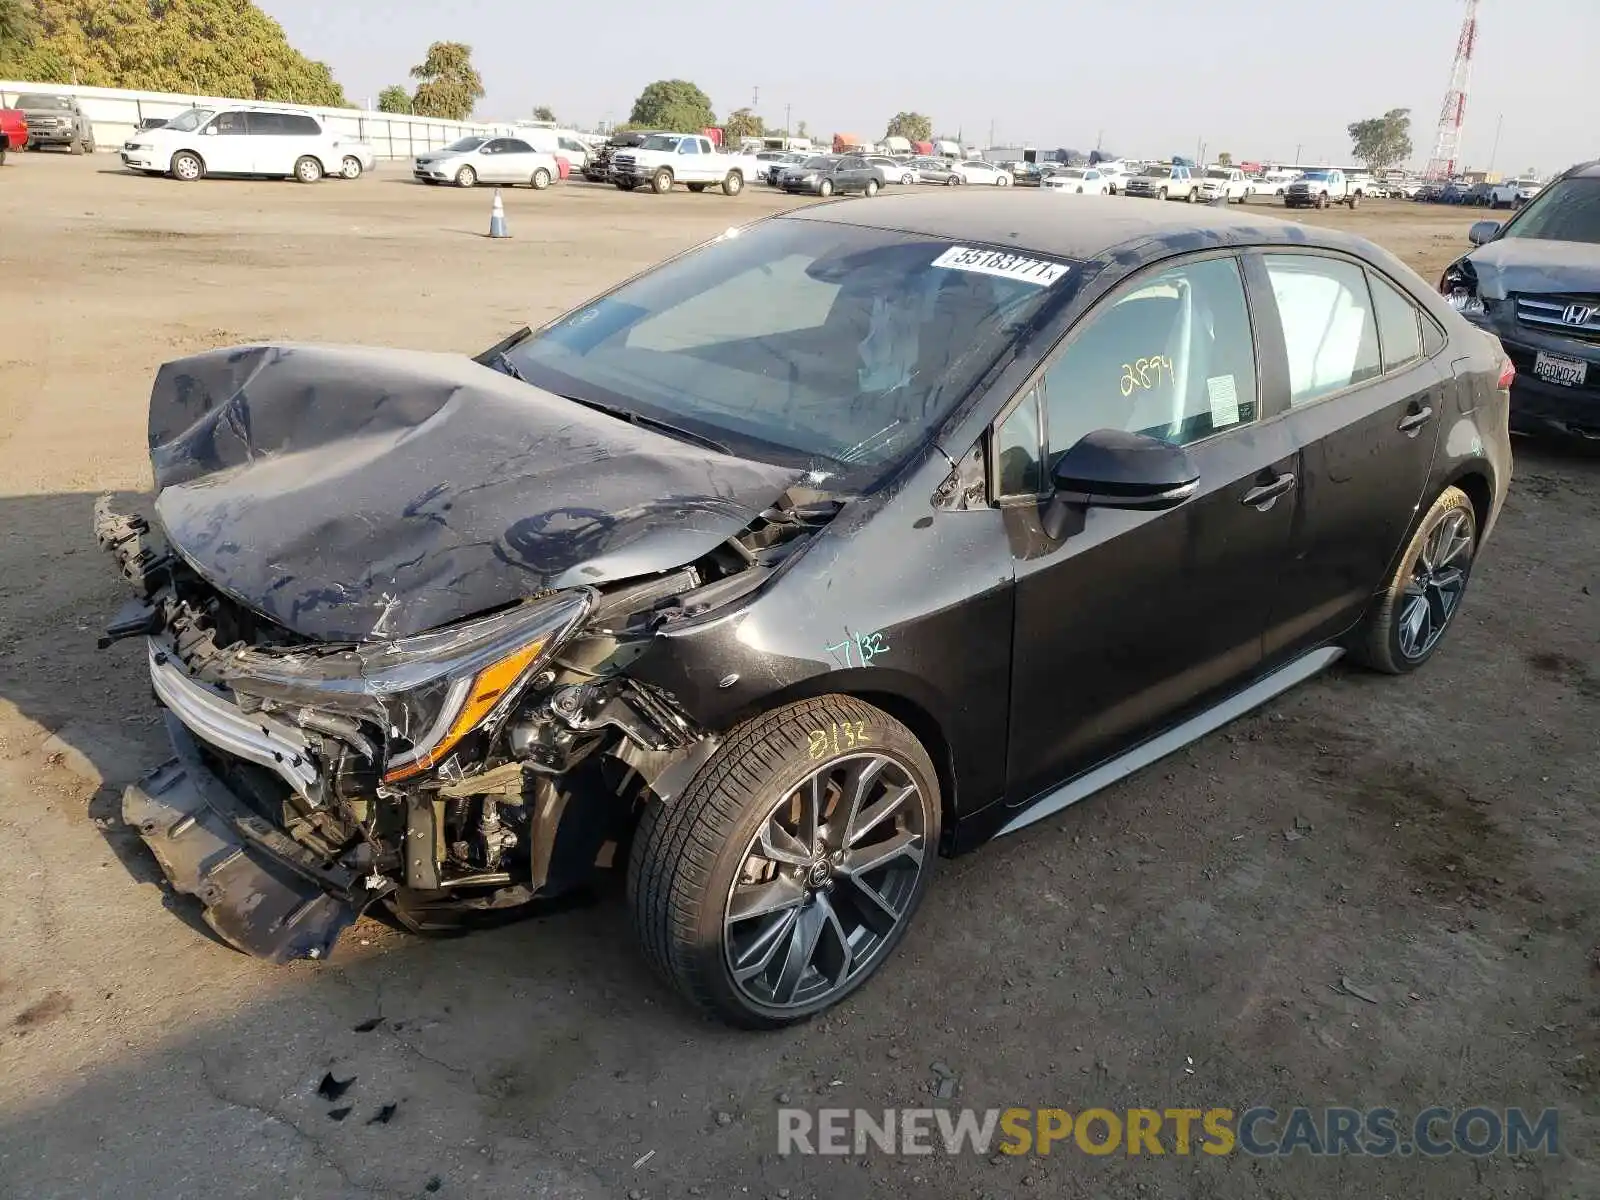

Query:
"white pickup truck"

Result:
[[1488, 177, 1542, 209], [1283, 168, 1361, 209], [611, 133, 760, 195], [1196, 167, 1253, 203]]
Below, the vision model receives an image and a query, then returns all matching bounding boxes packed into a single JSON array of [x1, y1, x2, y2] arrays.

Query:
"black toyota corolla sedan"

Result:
[[97, 193, 1513, 1027]]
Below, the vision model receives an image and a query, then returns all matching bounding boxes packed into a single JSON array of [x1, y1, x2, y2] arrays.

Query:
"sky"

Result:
[[261, 0, 1595, 175]]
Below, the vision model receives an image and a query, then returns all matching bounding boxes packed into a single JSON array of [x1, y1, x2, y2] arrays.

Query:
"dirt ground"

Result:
[[0, 155, 1595, 1200]]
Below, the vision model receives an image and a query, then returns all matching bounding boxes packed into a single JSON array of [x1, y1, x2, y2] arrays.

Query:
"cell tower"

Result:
[[1423, 0, 1481, 181]]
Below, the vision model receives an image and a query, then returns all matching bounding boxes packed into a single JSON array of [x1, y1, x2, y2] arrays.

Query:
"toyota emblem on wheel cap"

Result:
[[1561, 303, 1595, 326]]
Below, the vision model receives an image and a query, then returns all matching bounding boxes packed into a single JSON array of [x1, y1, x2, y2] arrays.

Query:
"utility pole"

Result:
[[1294, 143, 1303, 164], [785, 103, 791, 141], [1096, 129, 1103, 152], [752, 86, 759, 112], [988, 119, 995, 150]]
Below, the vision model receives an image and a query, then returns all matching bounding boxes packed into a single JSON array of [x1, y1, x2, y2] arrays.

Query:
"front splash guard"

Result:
[[123, 717, 379, 963]]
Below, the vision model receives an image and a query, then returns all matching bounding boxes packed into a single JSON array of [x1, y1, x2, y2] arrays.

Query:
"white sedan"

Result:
[[1040, 166, 1112, 195], [952, 159, 1011, 186]]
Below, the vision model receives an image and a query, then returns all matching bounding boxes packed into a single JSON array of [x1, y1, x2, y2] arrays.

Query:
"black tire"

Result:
[[170, 150, 204, 182], [84, 134, 95, 154], [68, 135, 83, 156], [615, 180, 634, 190], [1186, 188, 1197, 203], [341, 156, 363, 180], [685, 182, 707, 193], [0, 144, 6, 167], [865, 178, 879, 197], [629, 695, 941, 1028], [293, 155, 322, 184], [650, 168, 673, 194], [456, 165, 477, 188], [531, 167, 552, 190], [1157, 187, 1168, 200], [818, 178, 833, 197], [722, 170, 743, 196], [944, 174, 959, 186], [1316, 192, 1329, 209], [1348, 191, 1362, 209], [1351, 486, 1478, 675]]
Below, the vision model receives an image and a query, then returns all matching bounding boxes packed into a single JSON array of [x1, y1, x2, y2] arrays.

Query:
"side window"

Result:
[[1262, 255, 1382, 406], [503, 139, 534, 154], [480, 139, 506, 154], [211, 112, 247, 135], [1039, 256, 1259, 463], [680, 138, 699, 155], [1368, 272, 1424, 370], [245, 112, 286, 136], [286, 114, 322, 136], [995, 385, 1045, 496]]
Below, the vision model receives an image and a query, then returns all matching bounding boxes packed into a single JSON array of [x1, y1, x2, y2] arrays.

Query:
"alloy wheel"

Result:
[[1397, 507, 1474, 660], [723, 753, 927, 1011]]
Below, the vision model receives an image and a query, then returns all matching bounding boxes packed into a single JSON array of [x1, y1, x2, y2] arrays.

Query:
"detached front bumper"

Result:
[[125, 718, 371, 962]]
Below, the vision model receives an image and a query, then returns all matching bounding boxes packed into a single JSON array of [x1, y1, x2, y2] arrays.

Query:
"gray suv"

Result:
[[1445, 159, 1600, 439], [11, 93, 95, 153]]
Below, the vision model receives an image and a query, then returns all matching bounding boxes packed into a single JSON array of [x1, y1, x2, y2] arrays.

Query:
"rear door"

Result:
[[999, 252, 1300, 803], [1245, 251, 1448, 659], [497, 138, 540, 183], [244, 111, 291, 175]]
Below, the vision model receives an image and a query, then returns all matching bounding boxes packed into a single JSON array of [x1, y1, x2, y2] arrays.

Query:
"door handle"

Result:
[[1397, 403, 1435, 435], [1240, 472, 1297, 510]]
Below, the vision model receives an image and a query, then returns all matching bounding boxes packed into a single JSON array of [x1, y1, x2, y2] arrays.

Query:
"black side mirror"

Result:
[[1042, 428, 1199, 538], [1468, 220, 1501, 246]]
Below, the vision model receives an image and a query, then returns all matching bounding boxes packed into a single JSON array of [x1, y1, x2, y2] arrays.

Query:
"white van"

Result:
[[513, 125, 595, 170], [120, 104, 351, 183]]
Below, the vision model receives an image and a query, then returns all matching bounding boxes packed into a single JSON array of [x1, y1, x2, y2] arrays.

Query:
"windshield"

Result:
[[160, 108, 213, 133], [1206, 169, 1231, 180], [443, 137, 486, 153], [1301, 171, 1332, 181], [641, 134, 682, 151], [504, 219, 1076, 476], [16, 94, 72, 109], [802, 157, 831, 169], [1501, 177, 1600, 245]]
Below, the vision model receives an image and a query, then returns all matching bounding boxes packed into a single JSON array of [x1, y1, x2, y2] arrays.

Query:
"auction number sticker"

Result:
[[932, 245, 1071, 286]]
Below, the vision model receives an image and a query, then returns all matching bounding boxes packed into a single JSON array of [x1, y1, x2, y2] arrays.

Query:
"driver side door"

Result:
[[202, 111, 253, 174], [997, 252, 1301, 807]]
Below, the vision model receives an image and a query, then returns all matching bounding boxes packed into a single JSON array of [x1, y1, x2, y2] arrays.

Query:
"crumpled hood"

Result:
[[1466, 237, 1600, 299], [147, 343, 799, 643]]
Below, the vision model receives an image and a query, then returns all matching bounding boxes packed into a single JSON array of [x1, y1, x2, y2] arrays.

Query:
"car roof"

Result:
[[783, 190, 1367, 262]]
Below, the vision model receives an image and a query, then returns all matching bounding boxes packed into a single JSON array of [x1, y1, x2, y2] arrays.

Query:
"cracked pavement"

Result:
[[0, 157, 1596, 1199]]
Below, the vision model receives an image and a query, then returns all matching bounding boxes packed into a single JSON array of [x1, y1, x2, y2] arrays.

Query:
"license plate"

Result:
[[1534, 351, 1589, 388]]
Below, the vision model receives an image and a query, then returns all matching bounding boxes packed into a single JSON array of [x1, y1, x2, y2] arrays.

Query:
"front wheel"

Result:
[[455, 165, 477, 188], [341, 156, 363, 180], [650, 168, 673, 194], [996, 173, 1010, 186], [722, 170, 743, 196], [1351, 486, 1477, 674], [865, 178, 879, 197], [1315, 192, 1329, 209], [629, 695, 940, 1028], [1186, 188, 1197, 203], [818, 178, 833, 197], [1348, 191, 1361, 209], [170, 151, 203, 182], [1157, 187, 1168, 200]]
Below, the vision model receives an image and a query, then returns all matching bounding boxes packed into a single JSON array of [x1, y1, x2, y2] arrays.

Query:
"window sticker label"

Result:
[[1207, 374, 1242, 426], [931, 246, 1071, 286]]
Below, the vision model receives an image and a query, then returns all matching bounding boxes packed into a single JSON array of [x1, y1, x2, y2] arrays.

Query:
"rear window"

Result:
[[16, 94, 72, 109], [507, 220, 1080, 478]]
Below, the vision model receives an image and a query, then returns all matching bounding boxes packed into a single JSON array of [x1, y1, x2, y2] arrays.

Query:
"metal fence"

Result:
[[0, 80, 519, 160]]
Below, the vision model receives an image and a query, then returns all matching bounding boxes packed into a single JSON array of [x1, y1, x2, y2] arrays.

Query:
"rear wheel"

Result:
[[818, 178, 833, 197], [865, 178, 879, 197], [944, 173, 959, 186], [294, 156, 322, 184], [629, 696, 940, 1028], [170, 151, 204, 182], [722, 170, 744, 196], [1351, 487, 1477, 674], [531, 167, 552, 190], [341, 156, 363, 180]]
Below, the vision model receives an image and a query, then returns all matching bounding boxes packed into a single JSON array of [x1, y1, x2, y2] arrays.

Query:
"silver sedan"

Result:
[[413, 135, 560, 189]]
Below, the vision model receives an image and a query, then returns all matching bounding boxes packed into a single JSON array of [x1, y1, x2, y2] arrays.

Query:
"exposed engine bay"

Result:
[[95, 488, 838, 960]]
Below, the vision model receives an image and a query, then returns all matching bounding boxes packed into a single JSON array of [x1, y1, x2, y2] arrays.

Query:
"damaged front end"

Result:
[[95, 489, 830, 962]]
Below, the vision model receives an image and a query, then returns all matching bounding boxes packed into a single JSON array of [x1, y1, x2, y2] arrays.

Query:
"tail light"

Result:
[[1498, 358, 1515, 390]]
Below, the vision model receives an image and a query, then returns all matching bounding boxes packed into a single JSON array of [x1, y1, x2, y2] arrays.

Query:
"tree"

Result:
[[884, 111, 932, 143], [532, 104, 555, 122], [0, 0, 39, 66], [377, 85, 412, 114], [1347, 108, 1413, 173], [628, 79, 714, 133], [409, 41, 484, 121], [722, 107, 763, 142], [795, 119, 808, 137], [1216, 151, 1232, 167], [5, 0, 347, 104]]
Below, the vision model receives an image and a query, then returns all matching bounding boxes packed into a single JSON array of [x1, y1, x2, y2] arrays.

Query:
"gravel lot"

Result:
[[0, 155, 1595, 1200]]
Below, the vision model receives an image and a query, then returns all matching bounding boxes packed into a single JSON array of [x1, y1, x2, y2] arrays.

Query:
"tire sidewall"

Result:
[[342, 156, 362, 179], [1368, 487, 1477, 673], [172, 152, 202, 181], [632, 697, 941, 1027], [295, 156, 321, 183]]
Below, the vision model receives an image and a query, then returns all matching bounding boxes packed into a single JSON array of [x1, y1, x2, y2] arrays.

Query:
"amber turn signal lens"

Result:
[[382, 638, 548, 783]]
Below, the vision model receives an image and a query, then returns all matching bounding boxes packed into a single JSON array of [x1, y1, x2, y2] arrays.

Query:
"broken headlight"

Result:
[[219, 592, 593, 783]]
